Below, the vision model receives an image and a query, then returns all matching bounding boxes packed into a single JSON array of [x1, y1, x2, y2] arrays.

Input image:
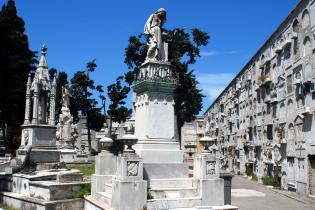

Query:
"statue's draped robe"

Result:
[[144, 14, 163, 60]]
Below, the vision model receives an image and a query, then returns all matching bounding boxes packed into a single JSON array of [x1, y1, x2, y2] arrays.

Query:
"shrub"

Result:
[[245, 164, 253, 176], [252, 173, 258, 181], [75, 183, 91, 198], [0, 204, 18, 210], [262, 176, 273, 186], [147, 191, 154, 200]]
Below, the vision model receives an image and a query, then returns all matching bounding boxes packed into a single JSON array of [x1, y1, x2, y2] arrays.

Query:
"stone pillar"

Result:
[[91, 136, 117, 198], [31, 79, 39, 124], [24, 73, 32, 125], [194, 153, 218, 178], [194, 135, 225, 206], [111, 152, 147, 210], [49, 75, 56, 125]]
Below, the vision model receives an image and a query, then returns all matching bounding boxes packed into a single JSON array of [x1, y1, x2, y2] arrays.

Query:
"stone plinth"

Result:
[[134, 140, 183, 164], [20, 124, 57, 147], [29, 147, 60, 163], [17, 124, 60, 163], [199, 178, 225, 206], [111, 179, 147, 210]]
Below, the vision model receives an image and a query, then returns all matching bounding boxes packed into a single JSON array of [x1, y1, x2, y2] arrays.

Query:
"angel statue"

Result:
[[61, 84, 71, 109], [144, 8, 168, 62]]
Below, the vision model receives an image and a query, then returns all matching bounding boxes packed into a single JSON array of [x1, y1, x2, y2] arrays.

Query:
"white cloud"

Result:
[[196, 73, 235, 102], [200, 50, 238, 57], [200, 51, 219, 57]]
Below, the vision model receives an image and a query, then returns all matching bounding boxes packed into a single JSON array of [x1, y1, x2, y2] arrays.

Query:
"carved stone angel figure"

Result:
[[144, 8, 168, 61], [61, 84, 71, 109]]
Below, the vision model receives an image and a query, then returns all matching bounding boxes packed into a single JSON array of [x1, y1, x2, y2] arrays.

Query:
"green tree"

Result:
[[106, 76, 131, 154], [0, 0, 36, 152], [107, 76, 132, 135], [124, 28, 209, 141], [70, 61, 105, 153]]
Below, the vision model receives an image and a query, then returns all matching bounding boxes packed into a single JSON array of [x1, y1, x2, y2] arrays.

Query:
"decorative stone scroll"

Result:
[[206, 161, 216, 175], [127, 161, 139, 176]]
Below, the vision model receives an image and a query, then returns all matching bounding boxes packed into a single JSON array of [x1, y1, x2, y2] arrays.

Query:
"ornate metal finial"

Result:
[[41, 44, 47, 55]]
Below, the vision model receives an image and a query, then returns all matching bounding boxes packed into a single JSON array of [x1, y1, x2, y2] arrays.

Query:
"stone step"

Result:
[[149, 186, 199, 199], [96, 191, 112, 207], [147, 196, 201, 210], [85, 195, 113, 210], [149, 178, 197, 189], [104, 183, 112, 194]]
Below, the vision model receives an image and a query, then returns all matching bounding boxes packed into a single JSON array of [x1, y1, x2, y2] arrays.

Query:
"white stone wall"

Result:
[[204, 0, 315, 195]]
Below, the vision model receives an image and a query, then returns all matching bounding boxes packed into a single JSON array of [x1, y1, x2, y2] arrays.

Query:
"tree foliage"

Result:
[[0, 0, 36, 151], [107, 76, 131, 135], [70, 60, 105, 152], [124, 28, 209, 140], [106, 76, 131, 154]]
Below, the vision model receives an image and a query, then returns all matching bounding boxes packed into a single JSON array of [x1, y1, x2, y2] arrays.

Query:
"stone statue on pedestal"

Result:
[[62, 84, 71, 109], [144, 8, 168, 62], [57, 85, 74, 149]]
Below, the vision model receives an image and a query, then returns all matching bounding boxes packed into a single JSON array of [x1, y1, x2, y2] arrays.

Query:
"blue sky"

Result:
[[3, 0, 299, 114]]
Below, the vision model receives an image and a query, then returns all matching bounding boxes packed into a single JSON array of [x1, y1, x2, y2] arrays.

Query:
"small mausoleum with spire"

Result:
[[17, 45, 60, 163]]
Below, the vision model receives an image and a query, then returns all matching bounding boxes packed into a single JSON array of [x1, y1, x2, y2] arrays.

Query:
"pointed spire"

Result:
[[26, 72, 32, 86], [38, 44, 48, 68], [36, 44, 51, 89]]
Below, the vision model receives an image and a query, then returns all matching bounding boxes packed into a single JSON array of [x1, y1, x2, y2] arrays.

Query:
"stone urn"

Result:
[[99, 136, 113, 153], [199, 134, 216, 154], [120, 124, 138, 153]]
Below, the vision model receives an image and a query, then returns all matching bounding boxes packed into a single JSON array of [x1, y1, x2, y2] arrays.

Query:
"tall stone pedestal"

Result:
[[133, 61, 186, 179]]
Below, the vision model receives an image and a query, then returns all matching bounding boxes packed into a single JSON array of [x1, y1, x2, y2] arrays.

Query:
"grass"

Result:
[[71, 164, 95, 176], [75, 183, 91, 198], [0, 204, 18, 210]]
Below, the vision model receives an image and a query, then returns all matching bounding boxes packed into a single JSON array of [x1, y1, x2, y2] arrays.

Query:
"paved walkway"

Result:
[[231, 175, 315, 210]]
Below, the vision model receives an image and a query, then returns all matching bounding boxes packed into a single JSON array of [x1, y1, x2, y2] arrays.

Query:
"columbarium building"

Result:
[[204, 0, 315, 196]]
